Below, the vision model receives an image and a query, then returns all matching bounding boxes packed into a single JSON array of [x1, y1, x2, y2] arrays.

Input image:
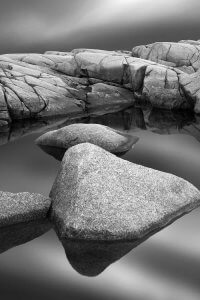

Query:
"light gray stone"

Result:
[[179, 71, 200, 114], [0, 191, 51, 227], [132, 41, 200, 72], [50, 143, 200, 242], [36, 123, 139, 160], [0, 45, 200, 123], [0, 191, 51, 253]]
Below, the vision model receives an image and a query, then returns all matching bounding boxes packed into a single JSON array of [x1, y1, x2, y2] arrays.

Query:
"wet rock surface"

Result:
[[50, 143, 200, 241], [36, 123, 139, 160]]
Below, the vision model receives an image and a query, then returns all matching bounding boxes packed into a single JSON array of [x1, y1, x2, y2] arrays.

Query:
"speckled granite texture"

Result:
[[36, 123, 139, 160], [50, 143, 200, 242]]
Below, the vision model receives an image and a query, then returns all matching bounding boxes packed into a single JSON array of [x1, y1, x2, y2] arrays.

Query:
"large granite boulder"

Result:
[[50, 143, 200, 243], [36, 123, 139, 160], [132, 41, 200, 73], [0, 191, 51, 253]]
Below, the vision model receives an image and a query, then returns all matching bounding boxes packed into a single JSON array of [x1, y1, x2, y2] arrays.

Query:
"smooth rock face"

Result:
[[36, 123, 139, 160], [0, 191, 51, 227], [50, 143, 200, 242]]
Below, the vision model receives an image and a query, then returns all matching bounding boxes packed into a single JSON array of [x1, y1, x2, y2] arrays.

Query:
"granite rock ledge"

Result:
[[1, 40, 200, 125]]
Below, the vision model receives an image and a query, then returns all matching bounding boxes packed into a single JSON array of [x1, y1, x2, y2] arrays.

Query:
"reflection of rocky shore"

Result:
[[86, 107, 200, 142], [0, 106, 200, 146]]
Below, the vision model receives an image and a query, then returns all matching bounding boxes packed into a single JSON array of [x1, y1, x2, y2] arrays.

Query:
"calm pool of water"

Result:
[[0, 105, 200, 300]]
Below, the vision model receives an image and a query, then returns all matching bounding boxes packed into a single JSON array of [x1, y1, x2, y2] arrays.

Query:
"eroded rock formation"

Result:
[[1, 42, 200, 126], [132, 40, 200, 113], [132, 40, 200, 73], [0, 40, 200, 127], [0, 53, 134, 126]]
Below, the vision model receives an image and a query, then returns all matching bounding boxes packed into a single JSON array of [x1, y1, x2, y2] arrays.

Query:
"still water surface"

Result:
[[0, 105, 200, 300]]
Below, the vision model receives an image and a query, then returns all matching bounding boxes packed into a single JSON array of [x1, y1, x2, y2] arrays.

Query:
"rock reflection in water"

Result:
[[0, 220, 51, 254], [62, 239, 136, 277], [87, 107, 200, 142], [0, 105, 200, 147]]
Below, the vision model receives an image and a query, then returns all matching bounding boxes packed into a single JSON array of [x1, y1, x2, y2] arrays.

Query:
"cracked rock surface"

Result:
[[132, 41, 200, 73], [0, 191, 51, 253], [49, 143, 200, 242], [36, 123, 139, 160], [131, 40, 200, 113], [0, 53, 134, 126], [1, 41, 200, 125]]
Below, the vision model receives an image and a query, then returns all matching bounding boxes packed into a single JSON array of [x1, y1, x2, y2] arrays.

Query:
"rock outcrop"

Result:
[[0, 53, 134, 126], [36, 123, 139, 160], [0, 191, 51, 253], [131, 40, 200, 113], [1, 41, 200, 125], [50, 143, 200, 242], [132, 41, 200, 73]]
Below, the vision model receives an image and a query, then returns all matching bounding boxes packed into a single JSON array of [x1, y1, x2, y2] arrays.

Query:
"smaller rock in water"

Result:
[[50, 143, 200, 244], [0, 191, 51, 253], [0, 191, 51, 227], [36, 123, 139, 160]]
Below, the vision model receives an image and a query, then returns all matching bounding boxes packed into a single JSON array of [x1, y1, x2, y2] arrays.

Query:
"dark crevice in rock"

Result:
[[134, 65, 148, 97], [166, 44, 172, 62]]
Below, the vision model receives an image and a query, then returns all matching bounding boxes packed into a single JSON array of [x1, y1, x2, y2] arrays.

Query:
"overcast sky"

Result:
[[0, 0, 200, 53]]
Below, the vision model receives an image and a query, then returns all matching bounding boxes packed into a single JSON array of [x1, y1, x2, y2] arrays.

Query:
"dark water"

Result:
[[0, 105, 200, 300]]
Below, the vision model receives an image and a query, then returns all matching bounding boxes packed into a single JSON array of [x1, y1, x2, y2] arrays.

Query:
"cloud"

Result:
[[0, 0, 200, 53]]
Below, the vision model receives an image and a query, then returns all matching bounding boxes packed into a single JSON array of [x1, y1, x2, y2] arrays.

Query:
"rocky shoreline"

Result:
[[1, 39, 200, 126], [1, 40, 200, 276]]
